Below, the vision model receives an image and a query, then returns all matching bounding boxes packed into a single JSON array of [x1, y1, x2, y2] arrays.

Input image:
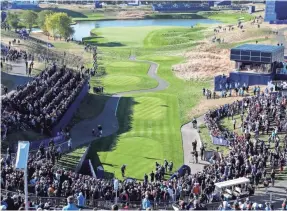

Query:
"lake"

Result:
[[71, 19, 220, 41]]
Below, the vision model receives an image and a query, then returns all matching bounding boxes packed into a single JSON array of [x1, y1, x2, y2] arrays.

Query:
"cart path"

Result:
[[70, 56, 169, 148]]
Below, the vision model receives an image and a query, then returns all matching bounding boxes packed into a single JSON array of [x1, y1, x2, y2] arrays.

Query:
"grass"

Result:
[[199, 11, 253, 24], [57, 147, 88, 170], [78, 25, 213, 179], [87, 94, 182, 180], [199, 124, 229, 155], [90, 61, 158, 94]]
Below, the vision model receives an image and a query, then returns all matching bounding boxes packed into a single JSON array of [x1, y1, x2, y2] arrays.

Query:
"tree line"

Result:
[[6, 10, 74, 40]]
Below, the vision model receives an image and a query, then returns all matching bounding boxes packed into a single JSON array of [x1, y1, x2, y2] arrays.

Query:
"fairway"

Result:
[[90, 26, 173, 47], [90, 60, 158, 93], [82, 25, 211, 179], [88, 93, 182, 179]]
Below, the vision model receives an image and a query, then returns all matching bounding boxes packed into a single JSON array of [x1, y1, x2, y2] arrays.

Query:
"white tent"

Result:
[[215, 177, 250, 191]]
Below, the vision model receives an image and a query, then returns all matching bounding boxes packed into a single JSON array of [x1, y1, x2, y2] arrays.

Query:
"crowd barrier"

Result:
[[211, 135, 229, 146], [51, 81, 89, 136]]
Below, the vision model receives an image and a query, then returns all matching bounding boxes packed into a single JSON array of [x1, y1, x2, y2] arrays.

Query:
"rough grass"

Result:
[[143, 27, 205, 50]]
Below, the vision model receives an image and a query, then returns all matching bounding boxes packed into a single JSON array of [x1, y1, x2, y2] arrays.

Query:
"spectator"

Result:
[[77, 192, 85, 209], [62, 196, 78, 211], [142, 195, 151, 210]]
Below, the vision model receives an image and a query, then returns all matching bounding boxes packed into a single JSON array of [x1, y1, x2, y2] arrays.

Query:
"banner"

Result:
[[15, 141, 30, 170]]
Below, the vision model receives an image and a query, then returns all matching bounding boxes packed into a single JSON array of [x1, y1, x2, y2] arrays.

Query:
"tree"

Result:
[[6, 12, 19, 30], [37, 10, 53, 32], [45, 12, 74, 40], [45, 13, 59, 39], [21, 10, 38, 32], [57, 13, 74, 40]]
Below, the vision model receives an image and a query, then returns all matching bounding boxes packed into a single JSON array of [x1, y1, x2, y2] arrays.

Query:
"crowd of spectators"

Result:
[[1, 65, 87, 138], [1, 90, 287, 210], [1, 42, 27, 63]]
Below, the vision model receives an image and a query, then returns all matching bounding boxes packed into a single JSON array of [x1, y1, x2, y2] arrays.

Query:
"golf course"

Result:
[[3, 5, 277, 179], [59, 15, 252, 179], [61, 25, 209, 179]]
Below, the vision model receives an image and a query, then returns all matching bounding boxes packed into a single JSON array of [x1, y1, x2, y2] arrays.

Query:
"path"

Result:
[[70, 56, 169, 148], [1, 59, 33, 96], [181, 115, 211, 173]]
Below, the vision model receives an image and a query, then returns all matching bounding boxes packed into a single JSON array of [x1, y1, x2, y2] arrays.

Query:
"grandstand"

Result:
[[265, 0, 287, 24], [7, 0, 40, 9], [214, 44, 286, 91], [1, 65, 89, 138], [152, 1, 211, 12]]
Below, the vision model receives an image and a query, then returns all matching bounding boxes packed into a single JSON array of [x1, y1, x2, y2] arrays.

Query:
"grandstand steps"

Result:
[[56, 147, 88, 170]]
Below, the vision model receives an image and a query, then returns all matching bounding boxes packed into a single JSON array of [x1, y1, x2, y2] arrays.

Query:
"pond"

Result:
[[71, 19, 220, 41]]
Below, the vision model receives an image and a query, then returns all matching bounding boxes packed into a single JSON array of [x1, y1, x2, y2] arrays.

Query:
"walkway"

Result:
[[1, 59, 33, 96], [181, 115, 210, 173], [70, 56, 169, 148]]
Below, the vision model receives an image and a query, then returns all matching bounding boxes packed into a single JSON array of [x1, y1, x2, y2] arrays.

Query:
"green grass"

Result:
[[89, 26, 173, 48], [88, 94, 182, 180], [199, 124, 229, 155], [90, 60, 158, 94], [57, 147, 88, 170], [199, 11, 253, 23], [81, 25, 212, 179]]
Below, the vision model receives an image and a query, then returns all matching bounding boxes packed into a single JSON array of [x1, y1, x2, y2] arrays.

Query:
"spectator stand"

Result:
[[214, 44, 286, 91], [1, 65, 89, 146]]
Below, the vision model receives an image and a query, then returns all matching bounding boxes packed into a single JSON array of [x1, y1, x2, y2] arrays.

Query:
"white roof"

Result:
[[215, 177, 250, 189]]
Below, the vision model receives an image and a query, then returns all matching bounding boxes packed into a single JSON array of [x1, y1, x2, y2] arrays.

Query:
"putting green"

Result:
[[109, 61, 141, 68], [103, 75, 141, 86], [133, 97, 167, 120]]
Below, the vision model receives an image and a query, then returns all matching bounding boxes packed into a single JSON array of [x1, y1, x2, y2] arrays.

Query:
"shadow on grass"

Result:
[[83, 37, 126, 47], [84, 96, 136, 178], [68, 93, 111, 128]]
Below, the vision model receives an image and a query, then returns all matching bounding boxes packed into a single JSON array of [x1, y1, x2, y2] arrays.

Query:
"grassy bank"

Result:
[[10, 5, 253, 23]]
